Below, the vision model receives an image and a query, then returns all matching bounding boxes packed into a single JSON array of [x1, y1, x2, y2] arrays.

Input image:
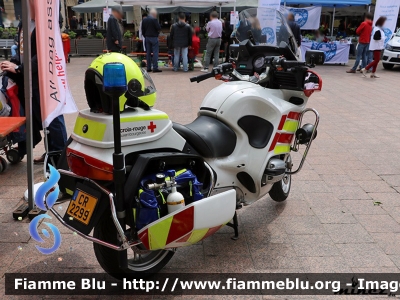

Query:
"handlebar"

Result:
[[189, 58, 306, 84], [190, 72, 215, 83], [190, 63, 234, 83]]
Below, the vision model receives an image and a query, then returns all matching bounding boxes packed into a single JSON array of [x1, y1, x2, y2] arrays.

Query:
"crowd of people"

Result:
[[69, 15, 98, 31], [346, 13, 387, 78], [103, 7, 234, 73]]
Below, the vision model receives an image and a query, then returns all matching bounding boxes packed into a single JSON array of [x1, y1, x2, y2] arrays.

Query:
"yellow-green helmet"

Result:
[[84, 53, 157, 113]]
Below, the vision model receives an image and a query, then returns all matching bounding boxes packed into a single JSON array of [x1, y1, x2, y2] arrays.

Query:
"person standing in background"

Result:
[[70, 16, 78, 30], [87, 19, 92, 32], [93, 18, 98, 29], [170, 13, 192, 72], [189, 27, 200, 70], [361, 16, 387, 79], [224, 19, 233, 63], [201, 11, 223, 73], [0, 6, 4, 29], [139, 13, 147, 52], [78, 16, 84, 30], [287, 13, 301, 47], [11, 34, 18, 57], [346, 13, 373, 73], [142, 9, 162, 73], [106, 6, 123, 53], [337, 19, 347, 37]]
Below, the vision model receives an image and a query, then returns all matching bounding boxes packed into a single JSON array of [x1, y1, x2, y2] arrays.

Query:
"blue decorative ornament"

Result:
[[262, 27, 275, 44], [289, 8, 308, 28], [311, 42, 337, 62], [29, 214, 62, 255], [30, 165, 63, 255]]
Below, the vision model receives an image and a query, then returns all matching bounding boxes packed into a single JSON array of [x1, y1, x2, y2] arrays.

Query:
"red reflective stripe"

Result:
[[278, 115, 287, 130], [202, 225, 223, 240], [278, 133, 294, 144], [288, 112, 300, 120], [269, 134, 280, 152], [175, 232, 192, 243], [166, 206, 194, 245], [138, 229, 150, 250]]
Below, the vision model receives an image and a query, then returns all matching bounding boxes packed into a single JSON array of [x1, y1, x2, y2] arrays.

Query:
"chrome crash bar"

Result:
[[287, 108, 320, 175], [50, 169, 141, 251], [204, 161, 216, 197]]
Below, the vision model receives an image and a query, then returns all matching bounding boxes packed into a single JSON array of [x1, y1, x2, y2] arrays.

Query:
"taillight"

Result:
[[66, 148, 113, 181]]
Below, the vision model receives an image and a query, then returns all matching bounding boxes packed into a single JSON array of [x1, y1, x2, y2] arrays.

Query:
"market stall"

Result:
[[301, 41, 351, 64]]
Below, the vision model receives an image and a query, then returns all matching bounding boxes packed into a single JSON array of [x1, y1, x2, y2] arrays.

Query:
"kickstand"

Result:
[[226, 211, 239, 240]]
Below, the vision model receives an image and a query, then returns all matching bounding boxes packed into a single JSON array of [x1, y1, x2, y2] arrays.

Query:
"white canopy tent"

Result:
[[72, 0, 133, 13], [122, 0, 237, 22]]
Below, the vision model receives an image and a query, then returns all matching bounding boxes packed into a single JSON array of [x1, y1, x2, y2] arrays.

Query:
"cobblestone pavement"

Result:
[[1, 57, 400, 299]]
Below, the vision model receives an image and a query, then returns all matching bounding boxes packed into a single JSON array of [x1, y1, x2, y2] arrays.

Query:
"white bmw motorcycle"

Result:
[[51, 8, 325, 279]]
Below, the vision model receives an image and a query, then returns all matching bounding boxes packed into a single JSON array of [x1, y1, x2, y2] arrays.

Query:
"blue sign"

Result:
[[289, 8, 309, 28], [311, 42, 337, 62], [262, 27, 275, 44], [29, 165, 62, 255]]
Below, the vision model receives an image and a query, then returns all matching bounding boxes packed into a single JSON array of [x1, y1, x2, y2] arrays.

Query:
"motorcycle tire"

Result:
[[269, 155, 292, 202], [93, 212, 175, 280]]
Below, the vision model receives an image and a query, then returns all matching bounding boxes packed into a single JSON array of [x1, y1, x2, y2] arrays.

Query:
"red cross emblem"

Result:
[[148, 121, 157, 133]]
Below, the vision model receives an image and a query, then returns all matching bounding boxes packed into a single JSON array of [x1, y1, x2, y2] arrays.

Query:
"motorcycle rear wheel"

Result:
[[93, 213, 175, 280]]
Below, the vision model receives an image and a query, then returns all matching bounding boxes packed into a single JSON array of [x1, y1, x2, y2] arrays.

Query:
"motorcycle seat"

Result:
[[173, 116, 237, 158]]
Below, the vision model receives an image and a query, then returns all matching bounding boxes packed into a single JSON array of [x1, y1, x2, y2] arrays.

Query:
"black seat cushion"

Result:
[[173, 116, 237, 158]]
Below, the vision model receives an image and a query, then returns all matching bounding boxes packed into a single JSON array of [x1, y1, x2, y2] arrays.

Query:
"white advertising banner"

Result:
[[258, 0, 280, 45], [35, 0, 78, 127], [103, 8, 112, 23], [281, 6, 322, 30], [230, 11, 239, 26], [374, 0, 400, 45]]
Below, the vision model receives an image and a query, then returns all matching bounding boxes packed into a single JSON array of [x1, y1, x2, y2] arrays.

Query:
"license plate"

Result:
[[66, 189, 98, 225]]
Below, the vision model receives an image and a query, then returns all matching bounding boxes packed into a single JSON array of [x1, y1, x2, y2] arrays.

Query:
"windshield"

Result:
[[396, 29, 400, 37], [232, 8, 297, 52]]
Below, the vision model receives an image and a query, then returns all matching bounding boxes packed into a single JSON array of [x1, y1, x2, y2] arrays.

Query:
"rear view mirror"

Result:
[[305, 50, 325, 66]]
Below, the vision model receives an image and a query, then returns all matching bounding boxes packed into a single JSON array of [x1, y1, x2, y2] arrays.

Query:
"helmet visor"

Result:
[[141, 68, 156, 95]]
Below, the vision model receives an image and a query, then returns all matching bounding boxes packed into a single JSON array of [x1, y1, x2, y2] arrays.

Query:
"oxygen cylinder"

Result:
[[167, 186, 185, 213]]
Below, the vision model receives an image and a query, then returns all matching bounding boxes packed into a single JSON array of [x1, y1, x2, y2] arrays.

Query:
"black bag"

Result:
[[373, 29, 381, 41]]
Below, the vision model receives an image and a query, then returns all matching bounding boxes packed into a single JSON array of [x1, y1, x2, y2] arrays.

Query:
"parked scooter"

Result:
[[51, 8, 325, 279]]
